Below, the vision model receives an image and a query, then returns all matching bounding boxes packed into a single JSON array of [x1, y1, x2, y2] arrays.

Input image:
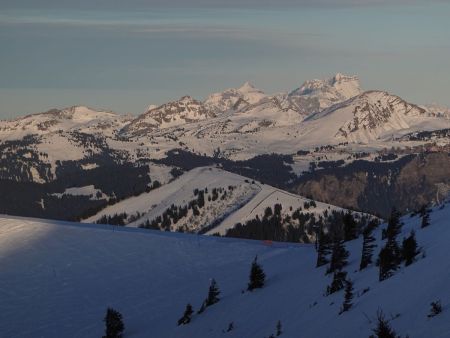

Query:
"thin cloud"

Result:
[[0, 0, 440, 10]]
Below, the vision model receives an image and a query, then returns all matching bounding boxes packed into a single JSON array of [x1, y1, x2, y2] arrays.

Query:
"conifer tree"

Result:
[[316, 230, 331, 267], [198, 279, 220, 314], [205, 278, 220, 306], [276, 320, 282, 336], [197, 302, 206, 314], [421, 211, 430, 228], [177, 303, 194, 326], [340, 279, 354, 314], [360, 221, 377, 270], [402, 231, 419, 266], [370, 310, 400, 338], [343, 211, 358, 241], [386, 208, 403, 240], [378, 208, 403, 281], [248, 255, 266, 291], [428, 300, 442, 318], [326, 270, 348, 295], [418, 204, 428, 217], [103, 307, 125, 338], [327, 236, 349, 274], [378, 245, 397, 281]]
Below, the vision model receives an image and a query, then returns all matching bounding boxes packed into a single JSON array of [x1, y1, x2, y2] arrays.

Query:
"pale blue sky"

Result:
[[0, 1, 449, 118]]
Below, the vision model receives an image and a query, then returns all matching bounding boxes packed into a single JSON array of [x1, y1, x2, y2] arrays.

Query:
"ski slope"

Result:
[[209, 184, 352, 236], [84, 167, 350, 235], [1, 202, 449, 338]]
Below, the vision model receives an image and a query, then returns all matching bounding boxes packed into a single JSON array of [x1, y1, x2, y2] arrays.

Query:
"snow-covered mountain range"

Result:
[[2, 73, 449, 164], [1, 73, 450, 223]]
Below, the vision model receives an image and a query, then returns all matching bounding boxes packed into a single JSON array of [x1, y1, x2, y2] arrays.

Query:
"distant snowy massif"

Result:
[[1, 73, 450, 223]]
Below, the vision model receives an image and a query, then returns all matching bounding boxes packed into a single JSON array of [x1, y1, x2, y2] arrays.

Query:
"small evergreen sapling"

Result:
[[326, 270, 348, 295], [205, 278, 220, 306], [198, 278, 221, 313], [428, 300, 442, 318], [401, 231, 420, 266], [339, 279, 354, 314], [103, 307, 125, 338], [421, 211, 430, 228], [248, 255, 266, 291], [370, 310, 400, 338], [276, 320, 282, 336], [177, 303, 194, 325]]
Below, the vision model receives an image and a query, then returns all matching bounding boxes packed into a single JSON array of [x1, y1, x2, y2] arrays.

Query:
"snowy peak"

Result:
[[294, 73, 361, 98], [238, 81, 255, 91], [285, 73, 362, 116], [0, 105, 125, 139], [122, 96, 215, 137], [423, 104, 450, 119], [305, 90, 429, 143], [26, 105, 117, 122], [327, 73, 362, 99], [204, 82, 266, 115]]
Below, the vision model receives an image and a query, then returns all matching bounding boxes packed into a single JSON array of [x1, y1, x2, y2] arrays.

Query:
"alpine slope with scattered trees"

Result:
[[0, 196, 449, 337]]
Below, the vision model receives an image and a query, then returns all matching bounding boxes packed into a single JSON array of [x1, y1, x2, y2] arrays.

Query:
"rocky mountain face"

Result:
[[0, 105, 129, 139], [121, 96, 215, 137], [294, 152, 450, 217], [423, 103, 450, 119], [204, 81, 267, 115], [304, 90, 429, 143], [285, 73, 362, 115]]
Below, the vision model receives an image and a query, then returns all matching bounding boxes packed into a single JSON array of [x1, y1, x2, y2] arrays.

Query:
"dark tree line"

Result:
[[97, 213, 128, 226]]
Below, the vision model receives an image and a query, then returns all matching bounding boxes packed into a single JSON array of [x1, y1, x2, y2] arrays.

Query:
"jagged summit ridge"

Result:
[[204, 81, 266, 115], [281, 73, 362, 116], [121, 95, 214, 137], [0, 105, 127, 139], [303, 90, 430, 143], [289, 73, 362, 100]]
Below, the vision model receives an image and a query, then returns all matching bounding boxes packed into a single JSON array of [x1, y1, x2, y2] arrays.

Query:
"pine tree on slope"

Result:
[[205, 279, 220, 306], [316, 230, 331, 267], [421, 210, 430, 228], [327, 235, 349, 274], [386, 208, 403, 241], [378, 244, 398, 282], [343, 211, 358, 241], [103, 307, 125, 338], [378, 208, 403, 281], [370, 310, 401, 338], [198, 279, 221, 314], [402, 231, 420, 266], [360, 220, 377, 270], [248, 255, 266, 291], [177, 303, 194, 326], [326, 270, 348, 295], [276, 320, 283, 336], [339, 279, 354, 314]]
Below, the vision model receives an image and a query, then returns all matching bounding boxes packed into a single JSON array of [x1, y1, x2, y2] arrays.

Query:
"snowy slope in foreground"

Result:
[[1, 203, 450, 338]]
